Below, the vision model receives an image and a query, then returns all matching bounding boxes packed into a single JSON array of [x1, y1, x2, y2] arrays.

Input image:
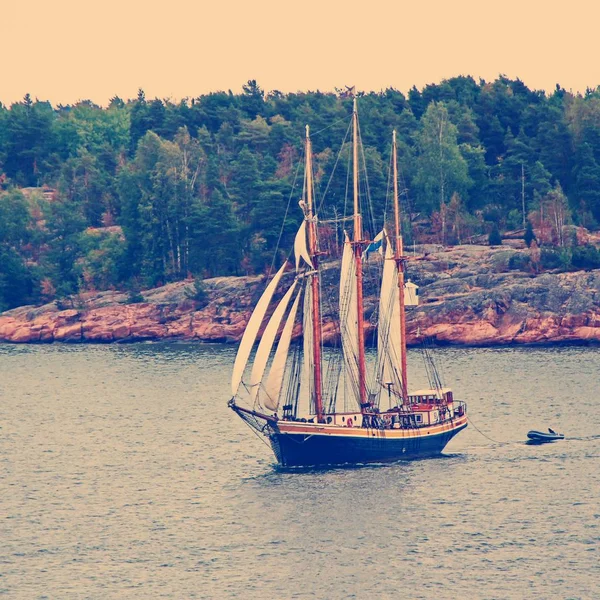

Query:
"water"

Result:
[[1, 343, 598, 599]]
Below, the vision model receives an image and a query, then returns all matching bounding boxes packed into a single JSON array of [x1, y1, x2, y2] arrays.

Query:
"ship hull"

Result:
[[268, 417, 468, 467]]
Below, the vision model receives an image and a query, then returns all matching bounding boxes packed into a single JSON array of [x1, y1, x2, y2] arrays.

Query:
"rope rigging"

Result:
[[239, 102, 448, 422]]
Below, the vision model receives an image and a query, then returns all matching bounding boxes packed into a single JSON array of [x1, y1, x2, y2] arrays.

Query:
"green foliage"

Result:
[[127, 290, 145, 304], [79, 231, 127, 290], [0, 189, 30, 245], [572, 143, 600, 223], [0, 247, 38, 311], [189, 189, 242, 276], [0, 190, 39, 309], [571, 244, 600, 269], [124, 278, 145, 304], [524, 220, 536, 247], [184, 278, 209, 308], [488, 225, 502, 246], [539, 247, 572, 270], [42, 194, 86, 296], [119, 128, 208, 285], [508, 252, 532, 271], [3, 95, 57, 186], [489, 250, 513, 272], [413, 102, 472, 214], [506, 209, 523, 230], [3, 77, 600, 310]]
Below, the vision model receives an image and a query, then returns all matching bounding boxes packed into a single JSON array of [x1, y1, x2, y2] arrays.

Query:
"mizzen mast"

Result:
[[392, 130, 409, 403], [305, 125, 324, 421], [352, 97, 368, 410]]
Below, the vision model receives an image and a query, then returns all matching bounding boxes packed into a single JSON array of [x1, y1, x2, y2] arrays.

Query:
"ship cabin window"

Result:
[[415, 415, 423, 423], [342, 416, 345, 422]]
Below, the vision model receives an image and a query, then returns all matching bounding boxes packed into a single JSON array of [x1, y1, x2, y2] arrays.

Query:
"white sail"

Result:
[[263, 289, 302, 411], [230, 261, 287, 396], [339, 233, 361, 408], [377, 243, 403, 403], [249, 280, 298, 404], [294, 220, 313, 271]]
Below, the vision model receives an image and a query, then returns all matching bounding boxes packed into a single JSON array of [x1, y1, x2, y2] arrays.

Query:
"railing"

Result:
[[453, 401, 467, 418]]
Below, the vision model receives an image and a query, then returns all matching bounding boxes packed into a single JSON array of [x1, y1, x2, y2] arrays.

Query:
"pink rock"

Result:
[[111, 324, 131, 339], [0, 319, 19, 339], [82, 325, 114, 342], [56, 309, 80, 322], [9, 326, 37, 343], [54, 323, 82, 342], [166, 318, 193, 338], [129, 323, 167, 339]]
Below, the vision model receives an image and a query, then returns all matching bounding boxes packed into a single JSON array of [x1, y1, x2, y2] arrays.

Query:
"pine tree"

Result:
[[524, 220, 536, 248], [488, 224, 502, 246]]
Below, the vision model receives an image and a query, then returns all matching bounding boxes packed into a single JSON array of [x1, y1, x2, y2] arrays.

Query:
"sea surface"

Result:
[[0, 342, 598, 599]]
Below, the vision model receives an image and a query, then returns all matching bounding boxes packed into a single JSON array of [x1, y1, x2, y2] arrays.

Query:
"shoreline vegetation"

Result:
[[2, 244, 599, 346], [1, 77, 600, 345]]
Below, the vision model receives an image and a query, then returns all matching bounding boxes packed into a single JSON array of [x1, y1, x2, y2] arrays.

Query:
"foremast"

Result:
[[352, 97, 368, 411], [304, 125, 324, 422], [392, 130, 409, 404]]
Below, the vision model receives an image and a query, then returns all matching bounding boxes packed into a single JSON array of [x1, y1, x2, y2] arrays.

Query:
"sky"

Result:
[[3, 0, 600, 106]]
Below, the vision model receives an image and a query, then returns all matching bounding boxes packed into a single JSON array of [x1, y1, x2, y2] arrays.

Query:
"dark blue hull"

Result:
[[269, 422, 468, 467]]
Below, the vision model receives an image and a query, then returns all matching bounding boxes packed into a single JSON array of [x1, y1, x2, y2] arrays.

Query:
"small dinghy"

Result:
[[527, 428, 564, 443]]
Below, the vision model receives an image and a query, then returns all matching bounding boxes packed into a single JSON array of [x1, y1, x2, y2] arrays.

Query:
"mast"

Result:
[[521, 163, 526, 230], [392, 130, 408, 404], [305, 125, 324, 421], [352, 97, 368, 409]]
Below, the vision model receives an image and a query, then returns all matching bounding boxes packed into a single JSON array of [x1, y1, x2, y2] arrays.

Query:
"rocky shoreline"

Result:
[[1, 245, 600, 346]]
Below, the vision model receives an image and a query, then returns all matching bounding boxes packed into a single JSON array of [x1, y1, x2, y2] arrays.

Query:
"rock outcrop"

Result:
[[1, 245, 599, 346]]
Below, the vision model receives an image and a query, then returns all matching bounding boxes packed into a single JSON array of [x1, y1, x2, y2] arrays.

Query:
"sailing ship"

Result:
[[229, 98, 468, 467]]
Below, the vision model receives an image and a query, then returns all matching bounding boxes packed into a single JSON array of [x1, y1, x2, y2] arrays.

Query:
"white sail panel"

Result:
[[294, 221, 313, 271], [230, 261, 287, 396], [377, 244, 403, 404], [263, 289, 302, 411], [339, 234, 361, 409], [249, 280, 298, 404]]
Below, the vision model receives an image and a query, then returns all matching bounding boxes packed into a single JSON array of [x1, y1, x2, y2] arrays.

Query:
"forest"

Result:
[[2, 76, 600, 311]]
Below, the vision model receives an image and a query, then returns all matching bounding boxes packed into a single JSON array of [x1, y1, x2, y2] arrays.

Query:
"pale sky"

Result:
[[3, 0, 600, 106]]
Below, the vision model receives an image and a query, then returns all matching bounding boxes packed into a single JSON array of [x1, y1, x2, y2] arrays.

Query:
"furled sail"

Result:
[[230, 261, 287, 396], [339, 233, 361, 408], [294, 220, 313, 271], [249, 280, 298, 404], [263, 289, 302, 411], [377, 242, 403, 403]]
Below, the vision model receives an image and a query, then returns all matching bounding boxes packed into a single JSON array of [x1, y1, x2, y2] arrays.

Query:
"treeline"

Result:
[[2, 77, 600, 311]]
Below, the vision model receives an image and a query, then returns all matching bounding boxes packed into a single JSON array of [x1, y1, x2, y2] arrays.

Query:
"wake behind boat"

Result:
[[229, 97, 468, 467]]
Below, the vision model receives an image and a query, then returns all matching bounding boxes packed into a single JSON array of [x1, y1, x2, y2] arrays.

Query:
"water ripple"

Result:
[[1, 343, 599, 599]]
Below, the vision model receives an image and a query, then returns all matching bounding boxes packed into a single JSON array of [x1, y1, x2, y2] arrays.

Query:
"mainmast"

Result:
[[305, 125, 324, 421], [392, 130, 409, 403], [352, 98, 368, 410]]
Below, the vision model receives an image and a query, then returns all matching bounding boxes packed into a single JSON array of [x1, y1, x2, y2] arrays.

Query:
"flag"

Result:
[[362, 229, 385, 260]]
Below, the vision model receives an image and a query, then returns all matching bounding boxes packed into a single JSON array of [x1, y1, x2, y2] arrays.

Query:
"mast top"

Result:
[[305, 124, 310, 139]]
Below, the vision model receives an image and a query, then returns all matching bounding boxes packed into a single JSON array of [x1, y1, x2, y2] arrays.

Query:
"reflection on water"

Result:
[[1, 343, 598, 599]]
